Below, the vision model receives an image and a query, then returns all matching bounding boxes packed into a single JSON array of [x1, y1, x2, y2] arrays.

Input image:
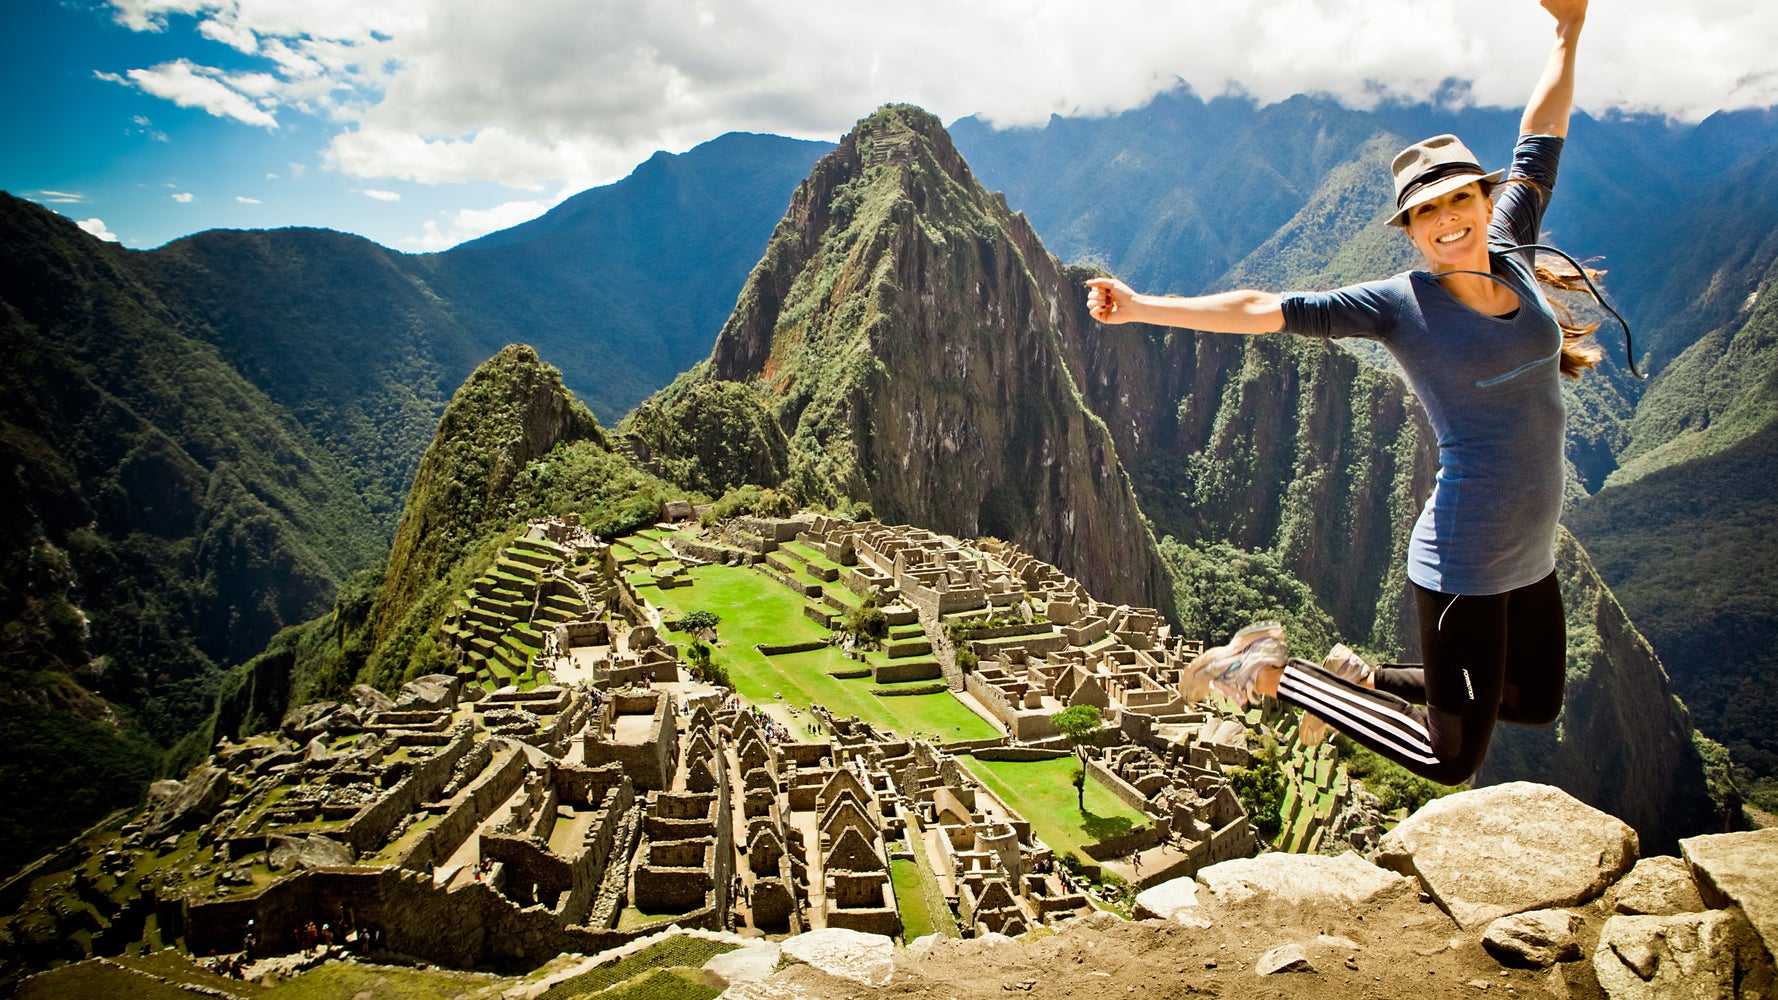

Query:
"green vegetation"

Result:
[[622, 380, 789, 495], [843, 602, 889, 644], [1050, 705, 1105, 809], [536, 935, 737, 1000], [679, 610, 721, 632], [1334, 735, 1459, 818], [1566, 423, 1778, 808], [961, 755, 1148, 862], [1157, 537, 1338, 660], [1225, 733, 1287, 838], [0, 197, 391, 874]]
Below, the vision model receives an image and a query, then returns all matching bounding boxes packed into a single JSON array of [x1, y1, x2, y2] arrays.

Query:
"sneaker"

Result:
[[1181, 620, 1288, 706], [1298, 644, 1378, 747], [1320, 643, 1375, 685], [1182, 621, 1285, 703], [1206, 636, 1288, 707]]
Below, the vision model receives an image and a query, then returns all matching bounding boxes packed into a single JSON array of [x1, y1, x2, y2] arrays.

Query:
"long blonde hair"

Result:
[[1484, 177, 1604, 379]]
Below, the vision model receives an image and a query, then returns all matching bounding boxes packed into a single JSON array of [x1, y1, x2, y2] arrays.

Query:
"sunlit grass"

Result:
[[961, 755, 1148, 861], [640, 562, 998, 742]]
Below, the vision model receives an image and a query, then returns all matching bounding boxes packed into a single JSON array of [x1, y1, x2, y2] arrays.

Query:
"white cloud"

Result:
[[99, 59, 279, 128], [104, 0, 1778, 192], [109, 0, 208, 32], [265, 172, 279, 180], [361, 188, 400, 201], [172, 192, 195, 202], [324, 124, 627, 188], [77, 218, 120, 241], [399, 194, 562, 251], [236, 195, 261, 203], [35, 190, 86, 204]]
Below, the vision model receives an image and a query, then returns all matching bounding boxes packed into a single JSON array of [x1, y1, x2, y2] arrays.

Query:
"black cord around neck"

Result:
[[1499, 242, 1646, 381]]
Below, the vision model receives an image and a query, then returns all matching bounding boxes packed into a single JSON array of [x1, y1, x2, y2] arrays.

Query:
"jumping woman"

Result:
[[1084, 0, 1599, 786]]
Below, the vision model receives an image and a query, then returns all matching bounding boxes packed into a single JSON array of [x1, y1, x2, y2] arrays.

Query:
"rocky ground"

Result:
[[16, 783, 1773, 1000], [707, 783, 1774, 1000]]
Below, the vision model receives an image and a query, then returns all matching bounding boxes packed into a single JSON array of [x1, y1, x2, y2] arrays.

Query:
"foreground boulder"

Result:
[[1132, 875, 1207, 925], [1197, 850, 1415, 909], [1375, 781, 1638, 929], [1681, 829, 1778, 955], [777, 927, 893, 986], [1483, 909, 1583, 968], [1612, 855, 1707, 916], [1594, 909, 1775, 999]]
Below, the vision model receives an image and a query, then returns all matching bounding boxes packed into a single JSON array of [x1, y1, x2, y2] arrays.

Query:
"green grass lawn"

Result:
[[640, 564, 998, 742], [960, 755, 1149, 861], [537, 935, 736, 1000]]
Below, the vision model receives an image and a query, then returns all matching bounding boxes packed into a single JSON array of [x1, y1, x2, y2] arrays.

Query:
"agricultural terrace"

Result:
[[632, 559, 1000, 742]]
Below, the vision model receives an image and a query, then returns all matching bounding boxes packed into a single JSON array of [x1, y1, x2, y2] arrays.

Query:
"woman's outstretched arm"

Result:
[[1085, 277, 1284, 334], [1521, 0, 1587, 138]]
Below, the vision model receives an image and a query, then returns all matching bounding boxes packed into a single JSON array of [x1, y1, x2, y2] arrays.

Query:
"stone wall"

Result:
[[182, 866, 665, 972], [339, 722, 477, 856], [584, 694, 677, 791], [1085, 758, 1157, 817], [873, 659, 942, 683], [400, 743, 529, 869], [756, 640, 830, 656], [970, 747, 1072, 762]]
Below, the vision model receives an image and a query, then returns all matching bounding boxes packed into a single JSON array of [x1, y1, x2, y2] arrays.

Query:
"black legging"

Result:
[[1274, 570, 1565, 785]]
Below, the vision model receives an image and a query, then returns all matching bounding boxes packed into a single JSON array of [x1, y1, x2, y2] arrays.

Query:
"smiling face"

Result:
[[1403, 181, 1495, 272]]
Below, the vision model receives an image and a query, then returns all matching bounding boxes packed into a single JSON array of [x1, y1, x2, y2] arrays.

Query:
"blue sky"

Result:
[[6, 0, 1774, 253]]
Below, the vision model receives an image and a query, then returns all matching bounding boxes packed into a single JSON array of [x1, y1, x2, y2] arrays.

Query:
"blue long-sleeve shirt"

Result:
[[1280, 135, 1566, 596]]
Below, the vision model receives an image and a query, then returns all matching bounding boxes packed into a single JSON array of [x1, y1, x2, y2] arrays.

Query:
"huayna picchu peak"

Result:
[[632, 104, 1170, 615]]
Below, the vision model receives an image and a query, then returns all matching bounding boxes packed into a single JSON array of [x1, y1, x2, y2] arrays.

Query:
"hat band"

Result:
[[1395, 160, 1486, 211]]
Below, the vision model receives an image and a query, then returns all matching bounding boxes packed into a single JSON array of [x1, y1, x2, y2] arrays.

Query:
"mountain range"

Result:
[[3, 86, 1774, 874]]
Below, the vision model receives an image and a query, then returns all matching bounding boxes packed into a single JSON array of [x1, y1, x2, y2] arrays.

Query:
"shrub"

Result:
[[844, 603, 888, 643]]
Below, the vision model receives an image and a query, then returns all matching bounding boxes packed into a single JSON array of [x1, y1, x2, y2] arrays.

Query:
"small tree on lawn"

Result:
[[680, 610, 721, 633], [1052, 704, 1105, 811]]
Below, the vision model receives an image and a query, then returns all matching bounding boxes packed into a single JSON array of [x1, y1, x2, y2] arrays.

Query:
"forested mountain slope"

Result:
[[0, 196, 387, 872]]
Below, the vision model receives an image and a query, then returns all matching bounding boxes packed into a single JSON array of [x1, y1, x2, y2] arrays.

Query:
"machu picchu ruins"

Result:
[[5, 508, 1406, 982]]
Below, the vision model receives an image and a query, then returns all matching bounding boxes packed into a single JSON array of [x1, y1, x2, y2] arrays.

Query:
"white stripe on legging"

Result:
[[1279, 666, 1440, 766]]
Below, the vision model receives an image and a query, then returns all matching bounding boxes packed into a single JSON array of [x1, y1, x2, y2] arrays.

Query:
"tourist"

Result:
[[1085, 0, 1594, 786]]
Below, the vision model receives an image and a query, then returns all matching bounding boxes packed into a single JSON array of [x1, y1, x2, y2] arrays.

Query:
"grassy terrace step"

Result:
[[782, 539, 841, 571], [503, 546, 556, 570], [492, 644, 527, 673], [884, 638, 933, 658], [541, 593, 584, 614], [821, 586, 864, 613]]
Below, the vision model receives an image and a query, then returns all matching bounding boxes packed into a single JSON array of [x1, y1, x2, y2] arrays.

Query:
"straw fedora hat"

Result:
[[1384, 134, 1504, 228]]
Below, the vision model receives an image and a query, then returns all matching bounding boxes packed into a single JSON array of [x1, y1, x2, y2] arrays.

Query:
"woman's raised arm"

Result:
[[1521, 0, 1587, 138], [1085, 277, 1284, 335]]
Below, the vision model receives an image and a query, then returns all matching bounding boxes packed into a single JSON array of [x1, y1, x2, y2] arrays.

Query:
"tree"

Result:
[[680, 609, 721, 632], [1052, 705, 1105, 811], [1071, 766, 1087, 812]]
